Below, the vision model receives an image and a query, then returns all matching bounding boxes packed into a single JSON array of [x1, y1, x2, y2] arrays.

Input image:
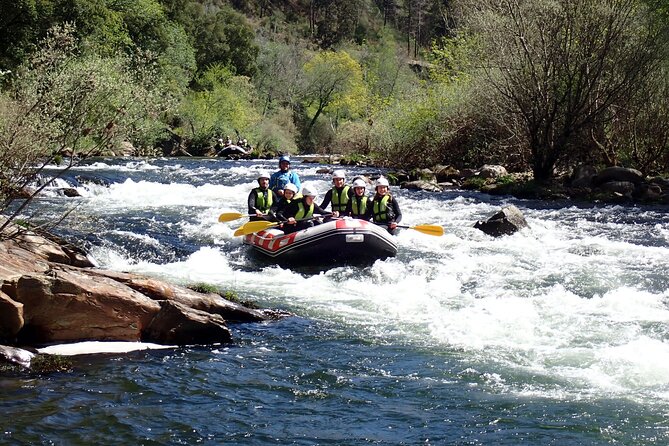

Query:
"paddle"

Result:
[[234, 214, 334, 236], [233, 226, 247, 237], [237, 220, 280, 235], [394, 224, 445, 236], [218, 212, 252, 223]]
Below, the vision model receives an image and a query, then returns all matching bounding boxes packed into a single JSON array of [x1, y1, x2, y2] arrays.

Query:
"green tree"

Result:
[[301, 50, 365, 147], [254, 37, 308, 116], [177, 64, 261, 150], [0, 24, 175, 231], [168, 2, 258, 76], [459, 0, 667, 181]]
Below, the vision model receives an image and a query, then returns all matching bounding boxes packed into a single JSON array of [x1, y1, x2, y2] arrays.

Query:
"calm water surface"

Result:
[[2, 157, 669, 445]]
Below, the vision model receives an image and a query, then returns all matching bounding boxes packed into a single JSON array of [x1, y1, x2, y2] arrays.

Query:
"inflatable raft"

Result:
[[243, 218, 398, 265]]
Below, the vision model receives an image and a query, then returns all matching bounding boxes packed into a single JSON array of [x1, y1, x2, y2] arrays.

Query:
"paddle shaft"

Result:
[[380, 222, 444, 236], [236, 214, 333, 236]]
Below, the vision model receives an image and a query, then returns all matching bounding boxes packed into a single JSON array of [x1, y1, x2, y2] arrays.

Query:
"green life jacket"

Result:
[[295, 200, 315, 220], [372, 194, 391, 222], [254, 187, 273, 213], [351, 195, 369, 217], [331, 186, 351, 212]]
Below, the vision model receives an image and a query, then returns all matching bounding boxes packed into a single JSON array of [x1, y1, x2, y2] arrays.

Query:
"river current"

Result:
[[3, 157, 669, 445]]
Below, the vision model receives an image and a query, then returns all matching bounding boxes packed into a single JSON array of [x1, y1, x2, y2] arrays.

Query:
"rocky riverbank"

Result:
[[317, 156, 669, 205], [0, 217, 284, 371]]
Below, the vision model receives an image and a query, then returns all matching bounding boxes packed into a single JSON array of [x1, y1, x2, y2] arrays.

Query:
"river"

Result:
[[3, 157, 669, 445]]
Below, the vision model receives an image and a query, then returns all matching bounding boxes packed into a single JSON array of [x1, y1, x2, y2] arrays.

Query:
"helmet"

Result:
[[218, 138, 223, 143], [352, 178, 366, 188], [284, 183, 298, 193], [279, 155, 291, 163], [301, 186, 317, 197], [243, 139, 247, 144], [257, 171, 271, 180], [332, 169, 346, 180], [375, 177, 389, 187]]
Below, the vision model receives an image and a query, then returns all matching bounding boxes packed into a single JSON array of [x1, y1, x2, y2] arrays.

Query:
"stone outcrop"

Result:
[[0, 218, 278, 348], [145, 301, 232, 345], [386, 163, 669, 204], [568, 165, 669, 203], [400, 180, 443, 192], [474, 205, 529, 237]]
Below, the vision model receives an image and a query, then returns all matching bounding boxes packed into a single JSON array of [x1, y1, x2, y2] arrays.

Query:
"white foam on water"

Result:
[[38, 341, 175, 356], [59, 160, 669, 405]]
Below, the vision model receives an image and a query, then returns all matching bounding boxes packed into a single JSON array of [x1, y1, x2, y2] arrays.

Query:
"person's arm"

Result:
[[313, 202, 329, 216], [291, 172, 301, 191], [269, 172, 278, 192], [269, 190, 280, 216], [343, 198, 353, 217], [361, 196, 373, 221], [247, 190, 257, 215], [320, 189, 332, 210], [276, 200, 297, 223], [391, 197, 402, 224]]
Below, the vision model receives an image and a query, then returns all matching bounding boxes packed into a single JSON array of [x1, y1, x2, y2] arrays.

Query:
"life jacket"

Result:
[[331, 186, 351, 212], [372, 194, 392, 222], [295, 199, 315, 220], [351, 195, 369, 217], [254, 187, 273, 213]]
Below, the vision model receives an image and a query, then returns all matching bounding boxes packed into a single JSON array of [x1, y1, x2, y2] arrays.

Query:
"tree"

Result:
[[171, 2, 258, 76], [0, 24, 174, 233], [177, 64, 261, 149], [301, 50, 365, 146], [254, 36, 308, 116], [459, 0, 667, 181]]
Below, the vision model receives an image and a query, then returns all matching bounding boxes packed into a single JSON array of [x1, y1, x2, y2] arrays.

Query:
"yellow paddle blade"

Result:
[[218, 212, 244, 223], [411, 224, 444, 236], [233, 226, 246, 237], [236, 220, 279, 236]]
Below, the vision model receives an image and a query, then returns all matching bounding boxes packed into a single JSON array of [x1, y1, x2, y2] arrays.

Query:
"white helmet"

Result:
[[218, 138, 223, 143], [332, 169, 346, 180], [375, 177, 389, 187], [301, 186, 317, 197], [257, 171, 271, 180], [284, 183, 298, 193], [352, 178, 366, 188]]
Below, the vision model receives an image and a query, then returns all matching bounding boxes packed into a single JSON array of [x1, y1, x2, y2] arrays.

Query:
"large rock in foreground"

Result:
[[0, 218, 277, 347]]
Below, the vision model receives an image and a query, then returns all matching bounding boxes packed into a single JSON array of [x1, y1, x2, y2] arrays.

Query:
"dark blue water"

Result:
[[3, 157, 669, 445], [5, 318, 666, 445]]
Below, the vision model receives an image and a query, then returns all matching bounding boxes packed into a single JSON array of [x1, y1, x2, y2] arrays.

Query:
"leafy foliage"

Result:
[[0, 24, 175, 228], [176, 64, 261, 150], [301, 50, 366, 150], [459, 0, 667, 181]]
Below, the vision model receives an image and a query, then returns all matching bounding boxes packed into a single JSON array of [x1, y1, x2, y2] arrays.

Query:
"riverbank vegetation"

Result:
[[2, 0, 669, 210]]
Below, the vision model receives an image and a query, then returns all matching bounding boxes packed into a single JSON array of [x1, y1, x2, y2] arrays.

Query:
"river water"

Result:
[[3, 157, 669, 445]]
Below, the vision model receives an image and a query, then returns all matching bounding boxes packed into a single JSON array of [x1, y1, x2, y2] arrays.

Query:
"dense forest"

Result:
[[2, 0, 669, 202]]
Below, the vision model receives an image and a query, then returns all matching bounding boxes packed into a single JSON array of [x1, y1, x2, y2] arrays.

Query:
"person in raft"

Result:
[[344, 178, 372, 220], [276, 186, 329, 233], [247, 171, 278, 222], [369, 176, 402, 235], [319, 169, 352, 218], [269, 154, 301, 197], [274, 183, 300, 217]]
